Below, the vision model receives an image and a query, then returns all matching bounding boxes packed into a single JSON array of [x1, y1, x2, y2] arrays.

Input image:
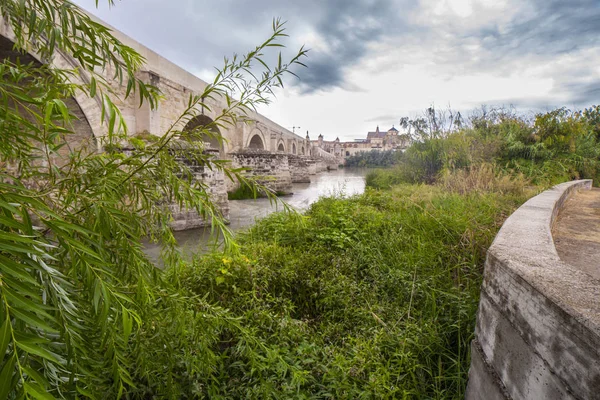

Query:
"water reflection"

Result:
[[144, 168, 368, 259]]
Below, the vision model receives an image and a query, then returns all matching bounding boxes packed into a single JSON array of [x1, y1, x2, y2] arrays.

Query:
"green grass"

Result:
[[156, 184, 530, 398]]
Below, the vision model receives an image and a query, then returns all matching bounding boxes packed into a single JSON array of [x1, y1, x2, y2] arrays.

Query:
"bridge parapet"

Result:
[[466, 179, 600, 400]]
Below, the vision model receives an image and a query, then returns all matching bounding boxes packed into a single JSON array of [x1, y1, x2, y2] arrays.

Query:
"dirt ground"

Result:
[[553, 188, 600, 279]]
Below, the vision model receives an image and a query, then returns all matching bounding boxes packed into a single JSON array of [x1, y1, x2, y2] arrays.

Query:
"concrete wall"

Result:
[[466, 179, 600, 400]]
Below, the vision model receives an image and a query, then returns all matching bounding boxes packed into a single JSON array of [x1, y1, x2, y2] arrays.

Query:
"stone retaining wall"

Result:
[[466, 179, 599, 399]]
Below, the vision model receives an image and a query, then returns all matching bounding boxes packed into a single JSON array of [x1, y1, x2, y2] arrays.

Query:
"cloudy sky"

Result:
[[73, 0, 600, 141]]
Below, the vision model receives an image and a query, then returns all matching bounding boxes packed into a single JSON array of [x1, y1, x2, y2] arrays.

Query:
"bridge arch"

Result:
[[246, 128, 266, 151], [183, 114, 223, 154], [0, 23, 104, 143], [0, 35, 104, 165], [249, 134, 264, 150], [277, 140, 285, 153]]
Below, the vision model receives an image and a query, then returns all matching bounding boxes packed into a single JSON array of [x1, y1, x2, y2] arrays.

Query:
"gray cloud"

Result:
[[485, 0, 600, 56], [365, 114, 398, 123], [398, 0, 600, 109], [76, 0, 413, 94], [289, 0, 404, 93], [558, 82, 600, 107], [75, 0, 600, 119]]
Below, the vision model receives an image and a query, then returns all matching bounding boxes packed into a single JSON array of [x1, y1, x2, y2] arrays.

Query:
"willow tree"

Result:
[[0, 0, 306, 397]]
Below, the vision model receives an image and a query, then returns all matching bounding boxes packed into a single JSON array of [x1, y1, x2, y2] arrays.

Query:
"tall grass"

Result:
[[438, 163, 530, 195], [158, 186, 530, 398], [367, 106, 600, 190]]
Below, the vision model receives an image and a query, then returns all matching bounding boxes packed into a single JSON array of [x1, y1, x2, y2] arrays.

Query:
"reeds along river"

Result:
[[144, 168, 369, 259]]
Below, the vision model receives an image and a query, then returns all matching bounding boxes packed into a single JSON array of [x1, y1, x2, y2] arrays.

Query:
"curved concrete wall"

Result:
[[466, 180, 600, 400]]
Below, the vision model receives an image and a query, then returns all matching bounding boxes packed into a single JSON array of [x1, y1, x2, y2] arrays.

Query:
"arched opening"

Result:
[[301, 146, 305, 155], [0, 35, 97, 166], [277, 143, 285, 152], [183, 114, 222, 152], [292, 143, 297, 155], [248, 134, 265, 150], [346, 151, 350, 156]]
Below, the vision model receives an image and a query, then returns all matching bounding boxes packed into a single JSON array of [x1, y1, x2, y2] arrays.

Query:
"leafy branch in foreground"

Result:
[[0, 0, 307, 397]]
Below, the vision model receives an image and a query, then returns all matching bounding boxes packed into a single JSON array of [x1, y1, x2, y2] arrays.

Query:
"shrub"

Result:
[[344, 149, 399, 167]]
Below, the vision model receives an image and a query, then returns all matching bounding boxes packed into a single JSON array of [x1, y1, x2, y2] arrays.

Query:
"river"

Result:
[[144, 168, 369, 259]]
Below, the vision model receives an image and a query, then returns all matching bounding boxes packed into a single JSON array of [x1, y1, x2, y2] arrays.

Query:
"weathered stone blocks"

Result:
[[229, 150, 293, 195], [168, 149, 230, 231], [288, 155, 311, 183]]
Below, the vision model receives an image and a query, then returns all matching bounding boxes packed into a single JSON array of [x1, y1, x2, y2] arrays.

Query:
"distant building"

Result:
[[313, 126, 410, 160]]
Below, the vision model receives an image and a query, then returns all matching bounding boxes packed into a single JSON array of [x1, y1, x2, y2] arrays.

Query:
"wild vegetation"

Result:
[[167, 185, 530, 398], [366, 106, 600, 189], [1, 1, 598, 399], [227, 182, 288, 200]]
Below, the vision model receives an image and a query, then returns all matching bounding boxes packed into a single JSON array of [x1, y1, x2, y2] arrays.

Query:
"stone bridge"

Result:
[[466, 180, 600, 400], [0, 13, 341, 230]]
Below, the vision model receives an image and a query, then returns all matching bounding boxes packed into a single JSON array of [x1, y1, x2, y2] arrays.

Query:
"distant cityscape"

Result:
[[312, 126, 411, 159]]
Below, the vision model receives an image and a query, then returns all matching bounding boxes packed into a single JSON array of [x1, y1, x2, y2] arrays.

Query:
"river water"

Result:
[[144, 168, 369, 259]]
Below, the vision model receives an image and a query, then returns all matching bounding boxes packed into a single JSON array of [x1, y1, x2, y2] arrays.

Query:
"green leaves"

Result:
[[0, 0, 308, 397], [16, 342, 60, 364], [0, 317, 11, 360], [23, 381, 54, 400], [0, 355, 17, 400]]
